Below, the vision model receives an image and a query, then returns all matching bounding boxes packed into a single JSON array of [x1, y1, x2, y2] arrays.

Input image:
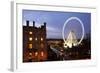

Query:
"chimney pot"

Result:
[[44, 22, 46, 26], [33, 21, 35, 27], [26, 20, 29, 26]]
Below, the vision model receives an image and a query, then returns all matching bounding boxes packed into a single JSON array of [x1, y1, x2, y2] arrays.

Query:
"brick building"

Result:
[[23, 20, 47, 62]]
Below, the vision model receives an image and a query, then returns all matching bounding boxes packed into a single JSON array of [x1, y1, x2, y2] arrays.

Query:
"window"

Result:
[[35, 37, 37, 41], [29, 37, 32, 41], [29, 31, 32, 34], [29, 52, 32, 56], [35, 52, 38, 56], [29, 44, 32, 49], [41, 43, 44, 48], [41, 51, 44, 57], [41, 37, 43, 41]]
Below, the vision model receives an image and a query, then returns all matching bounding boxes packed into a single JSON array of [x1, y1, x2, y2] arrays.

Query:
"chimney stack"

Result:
[[26, 20, 29, 26], [44, 22, 46, 27], [33, 21, 35, 27]]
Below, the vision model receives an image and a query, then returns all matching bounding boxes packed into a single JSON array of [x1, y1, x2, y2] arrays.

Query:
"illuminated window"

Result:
[[29, 31, 32, 34], [29, 37, 32, 41], [28, 57, 32, 59], [41, 43, 44, 48], [29, 44, 32, 49], [35, 37, 37, 41], [41, 37, 43, 41], [41, 51, 44, 57], [29, 52, 32, 56], [35, 52, 38, 56]]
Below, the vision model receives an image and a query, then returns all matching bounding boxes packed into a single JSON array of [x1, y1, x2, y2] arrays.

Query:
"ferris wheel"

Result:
[[62, 17, 85, 48]]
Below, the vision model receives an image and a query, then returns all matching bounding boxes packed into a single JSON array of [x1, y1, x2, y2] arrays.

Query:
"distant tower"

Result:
[[64, 30, 78, 48]]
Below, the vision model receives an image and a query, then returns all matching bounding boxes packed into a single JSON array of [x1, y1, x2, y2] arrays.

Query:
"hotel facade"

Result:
[[23, 21, 47, 62]]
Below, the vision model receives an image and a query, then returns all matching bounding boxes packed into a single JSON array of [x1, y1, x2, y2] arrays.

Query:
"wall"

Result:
[[0, 0, 100, 73]]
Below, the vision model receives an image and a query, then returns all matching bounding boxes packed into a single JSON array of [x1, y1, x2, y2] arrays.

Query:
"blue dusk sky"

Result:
[[22, 10, 91, 39]]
